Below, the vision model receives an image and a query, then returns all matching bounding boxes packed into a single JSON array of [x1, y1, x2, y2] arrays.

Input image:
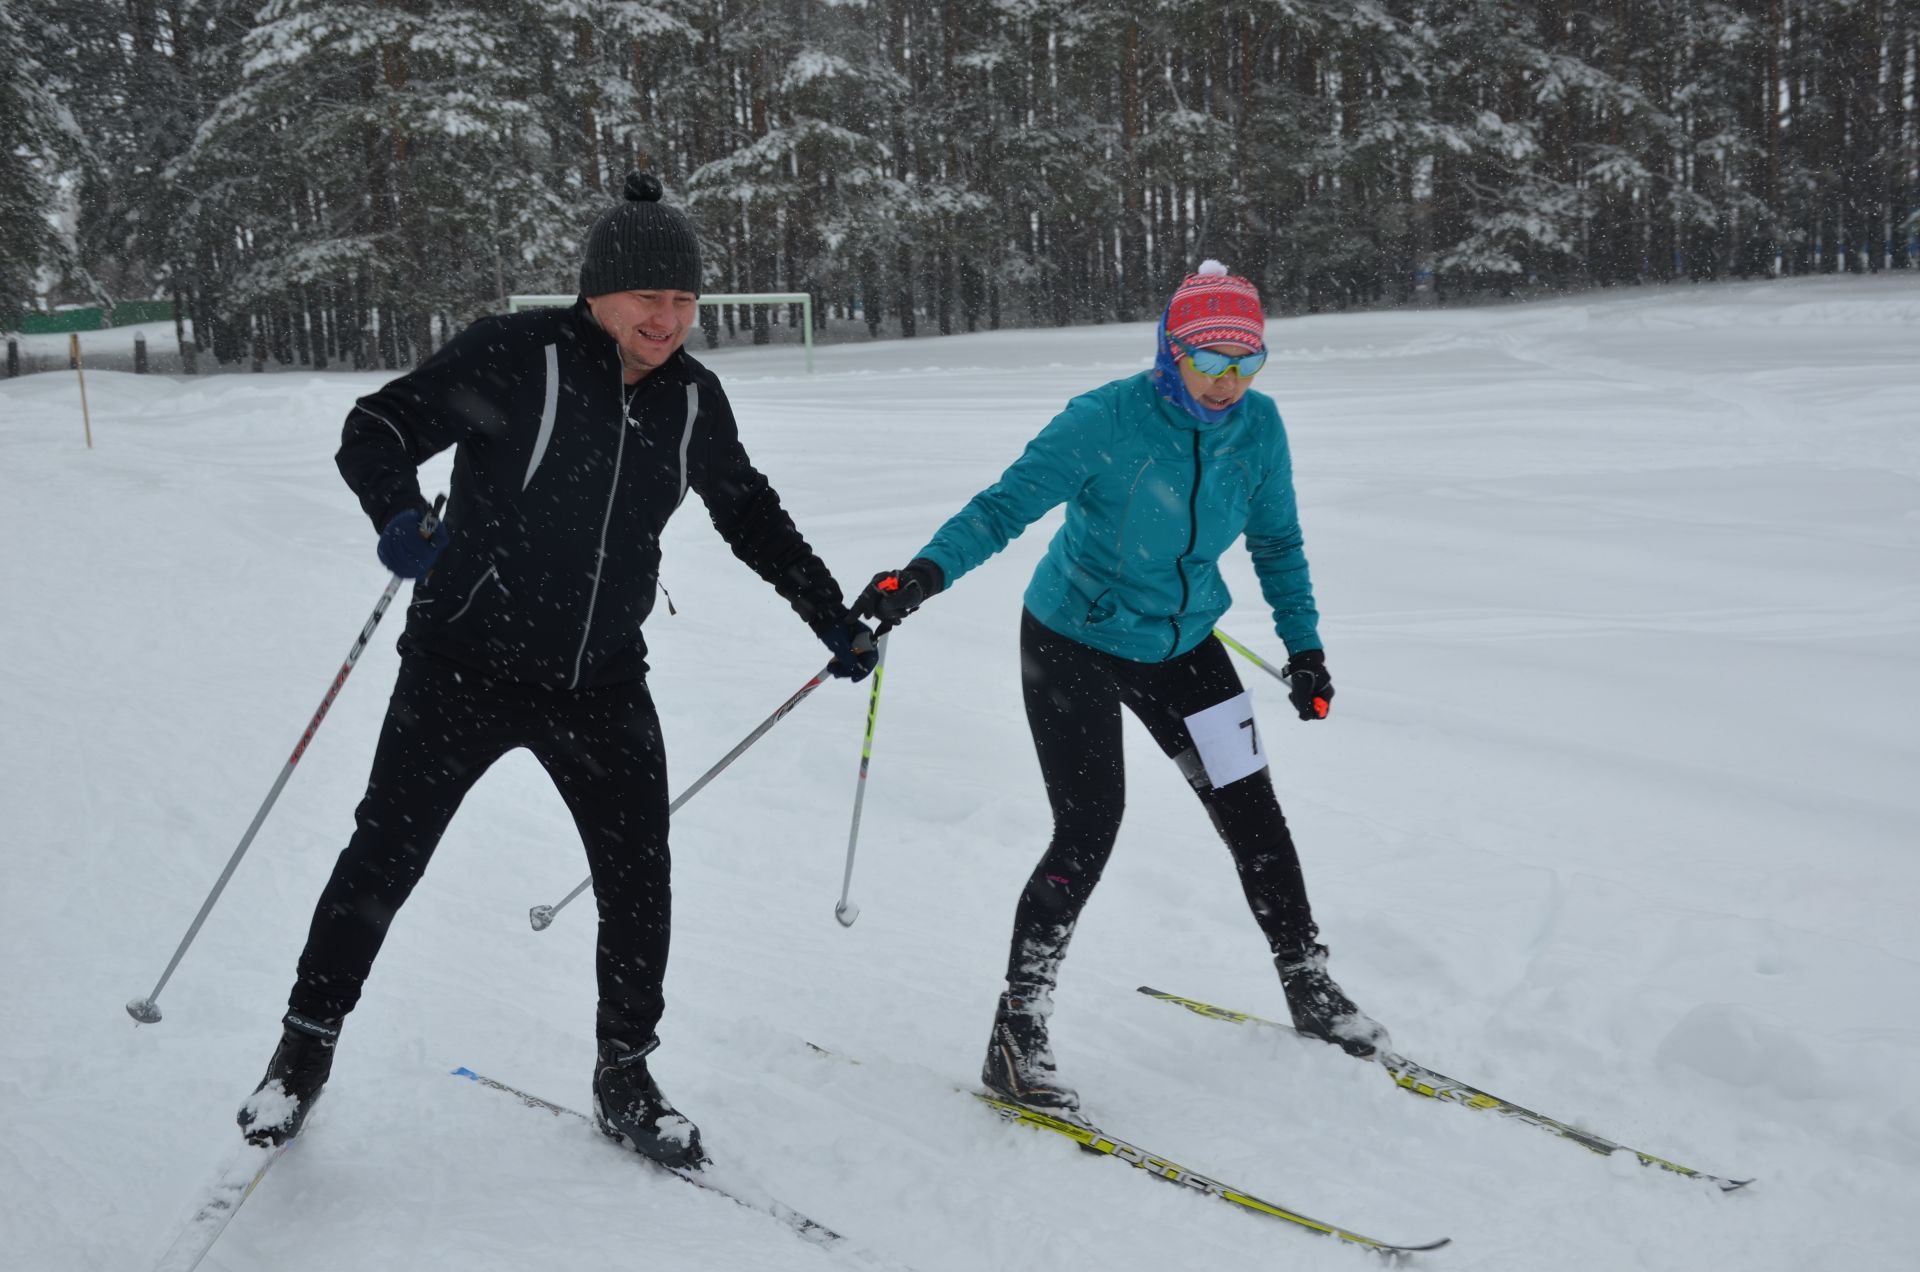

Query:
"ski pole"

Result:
[[127, 495, 446, 1025], [834, 629, 890, 928], [1213, 627, 1290, 687], [1216, 626, 1332, 717], [529, 662, 838, 931]]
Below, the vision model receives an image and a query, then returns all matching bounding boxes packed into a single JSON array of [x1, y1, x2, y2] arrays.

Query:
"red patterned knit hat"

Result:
[[1165, 260, 1265, 351]]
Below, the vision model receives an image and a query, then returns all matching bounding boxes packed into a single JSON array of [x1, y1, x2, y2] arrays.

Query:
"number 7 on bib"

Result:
[[1183, 691, 1267, 789]]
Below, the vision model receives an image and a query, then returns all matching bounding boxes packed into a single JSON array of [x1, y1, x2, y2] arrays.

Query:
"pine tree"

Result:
[[684, 0, 905, 340], [1418, 0, 1588, 292], [0, 0, 79, 321]]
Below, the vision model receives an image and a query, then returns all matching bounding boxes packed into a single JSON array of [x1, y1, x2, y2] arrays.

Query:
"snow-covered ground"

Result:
[[2, 275, 1915, 1270]]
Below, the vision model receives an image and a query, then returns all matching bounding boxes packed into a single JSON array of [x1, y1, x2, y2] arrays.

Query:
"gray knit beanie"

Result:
[[578, 172, 702, 297]]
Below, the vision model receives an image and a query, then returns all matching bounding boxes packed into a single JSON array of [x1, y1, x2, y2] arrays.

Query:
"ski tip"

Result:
[[1719, 1177, 1756, 1192], [1350, 1234, 1451, 1258], [450, 1066, 478, 1080]]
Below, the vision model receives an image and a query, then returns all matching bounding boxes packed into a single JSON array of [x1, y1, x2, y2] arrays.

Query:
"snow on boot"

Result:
[[982, 987, 1080, 1112], [1277, 944, 1392, 1059], [592, 1038, 705, 1169], [236, 1012, 338, 1146]]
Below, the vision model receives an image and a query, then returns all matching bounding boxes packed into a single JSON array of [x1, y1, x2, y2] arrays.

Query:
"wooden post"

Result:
[[70, 333, 94, 449], [134, 332, 149, 374], [6, 338, 16, 378]]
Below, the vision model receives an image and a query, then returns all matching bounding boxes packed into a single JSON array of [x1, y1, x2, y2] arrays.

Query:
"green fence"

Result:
[[8, 301, 177, 334], [109, 300, 178, 325], [11, 308, 102, 334]]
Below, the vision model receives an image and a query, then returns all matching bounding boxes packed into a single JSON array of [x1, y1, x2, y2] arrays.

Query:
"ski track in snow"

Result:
[[2, 274, 1916, 1270]]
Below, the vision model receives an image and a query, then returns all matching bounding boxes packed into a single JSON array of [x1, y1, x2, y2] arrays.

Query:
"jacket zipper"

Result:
[[1171, 430, 1202, 658], [570, 367, 632, 688]]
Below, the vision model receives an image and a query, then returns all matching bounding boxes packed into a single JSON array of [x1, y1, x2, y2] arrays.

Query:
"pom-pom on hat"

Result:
[[1165, 259, 1264, 352], [578, 172, 703, 298]]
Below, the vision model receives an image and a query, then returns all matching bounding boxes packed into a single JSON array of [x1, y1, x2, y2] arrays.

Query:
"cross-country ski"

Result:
[[975, 1091, 1451, 1255], [147, 1136, 301, 1272], [450, 1065, 852, 1251], [1138, 985, 1751, 1191]]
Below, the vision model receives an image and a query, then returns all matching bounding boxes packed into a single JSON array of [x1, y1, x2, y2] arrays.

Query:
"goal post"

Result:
[[507, 292, 815, 373]]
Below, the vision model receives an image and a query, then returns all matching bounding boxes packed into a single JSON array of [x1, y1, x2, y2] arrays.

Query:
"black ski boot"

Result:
[[236, 1012, 338, 1146], [592, 1038, 705, 1169], [1277, 944, 1391, 1059], [982, 986, 1080, 1113]]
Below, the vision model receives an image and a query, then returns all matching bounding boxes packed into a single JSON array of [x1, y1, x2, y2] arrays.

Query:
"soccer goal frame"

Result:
[[507, 292, 815, 372]]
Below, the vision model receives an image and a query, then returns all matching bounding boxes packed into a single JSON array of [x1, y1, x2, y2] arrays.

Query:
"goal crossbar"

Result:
[[507, 292, 814, 372]]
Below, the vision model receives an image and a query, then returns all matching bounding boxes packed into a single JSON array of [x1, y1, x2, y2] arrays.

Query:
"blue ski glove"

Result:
[[817, 611, 879, 682], [376, 506, 449, 578]]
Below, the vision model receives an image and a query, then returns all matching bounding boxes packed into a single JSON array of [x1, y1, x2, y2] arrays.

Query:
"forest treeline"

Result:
[[4, 0, 1917, 368]]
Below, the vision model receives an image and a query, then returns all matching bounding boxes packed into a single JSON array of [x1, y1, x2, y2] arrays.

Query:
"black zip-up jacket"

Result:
[[336, 300, 846, 689]]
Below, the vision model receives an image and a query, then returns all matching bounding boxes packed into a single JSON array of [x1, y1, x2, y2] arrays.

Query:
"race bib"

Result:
[[1183, 692, 1267, 789]]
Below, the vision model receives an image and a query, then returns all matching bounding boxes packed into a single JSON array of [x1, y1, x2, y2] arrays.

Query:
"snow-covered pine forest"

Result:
[[5, 0, 1920, 369]]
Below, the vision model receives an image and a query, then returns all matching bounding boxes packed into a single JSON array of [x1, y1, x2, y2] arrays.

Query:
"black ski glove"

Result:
[[816, 611, 879, 682], [1282, 649, 1334, 721], [855, 558, 945, 626]]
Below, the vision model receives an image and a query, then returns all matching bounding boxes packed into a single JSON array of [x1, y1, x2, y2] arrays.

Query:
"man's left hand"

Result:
[[818, 612, 879, 682]]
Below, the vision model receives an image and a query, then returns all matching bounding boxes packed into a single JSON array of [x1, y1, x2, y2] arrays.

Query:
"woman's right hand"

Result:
[[855, 558, 945, 626], [1281, 649, 1334, 720]]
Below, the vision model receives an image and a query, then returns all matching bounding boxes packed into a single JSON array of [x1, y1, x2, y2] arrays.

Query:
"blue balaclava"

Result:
[[1151, 309, 1240, 425], [1150, 261, 1267, 424]]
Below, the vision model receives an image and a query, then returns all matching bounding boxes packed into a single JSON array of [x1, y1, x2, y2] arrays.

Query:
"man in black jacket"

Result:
[[236, 173, 875, 1169]]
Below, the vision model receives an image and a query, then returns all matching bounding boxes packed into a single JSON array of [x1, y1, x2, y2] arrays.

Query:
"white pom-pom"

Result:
[[1196, 259, 1229, 276]]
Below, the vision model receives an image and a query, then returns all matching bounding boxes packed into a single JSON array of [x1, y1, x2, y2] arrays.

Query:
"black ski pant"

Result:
[[287, 653, 671, 1050], [1006, 609, 1317, 991]]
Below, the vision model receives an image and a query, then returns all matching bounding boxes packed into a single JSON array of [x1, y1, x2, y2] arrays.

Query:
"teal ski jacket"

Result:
[[916, 369, 1322, 664]]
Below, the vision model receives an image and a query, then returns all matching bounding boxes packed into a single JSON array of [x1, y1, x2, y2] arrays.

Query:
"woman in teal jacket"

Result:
[[859, 263, 1388, 1113]]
